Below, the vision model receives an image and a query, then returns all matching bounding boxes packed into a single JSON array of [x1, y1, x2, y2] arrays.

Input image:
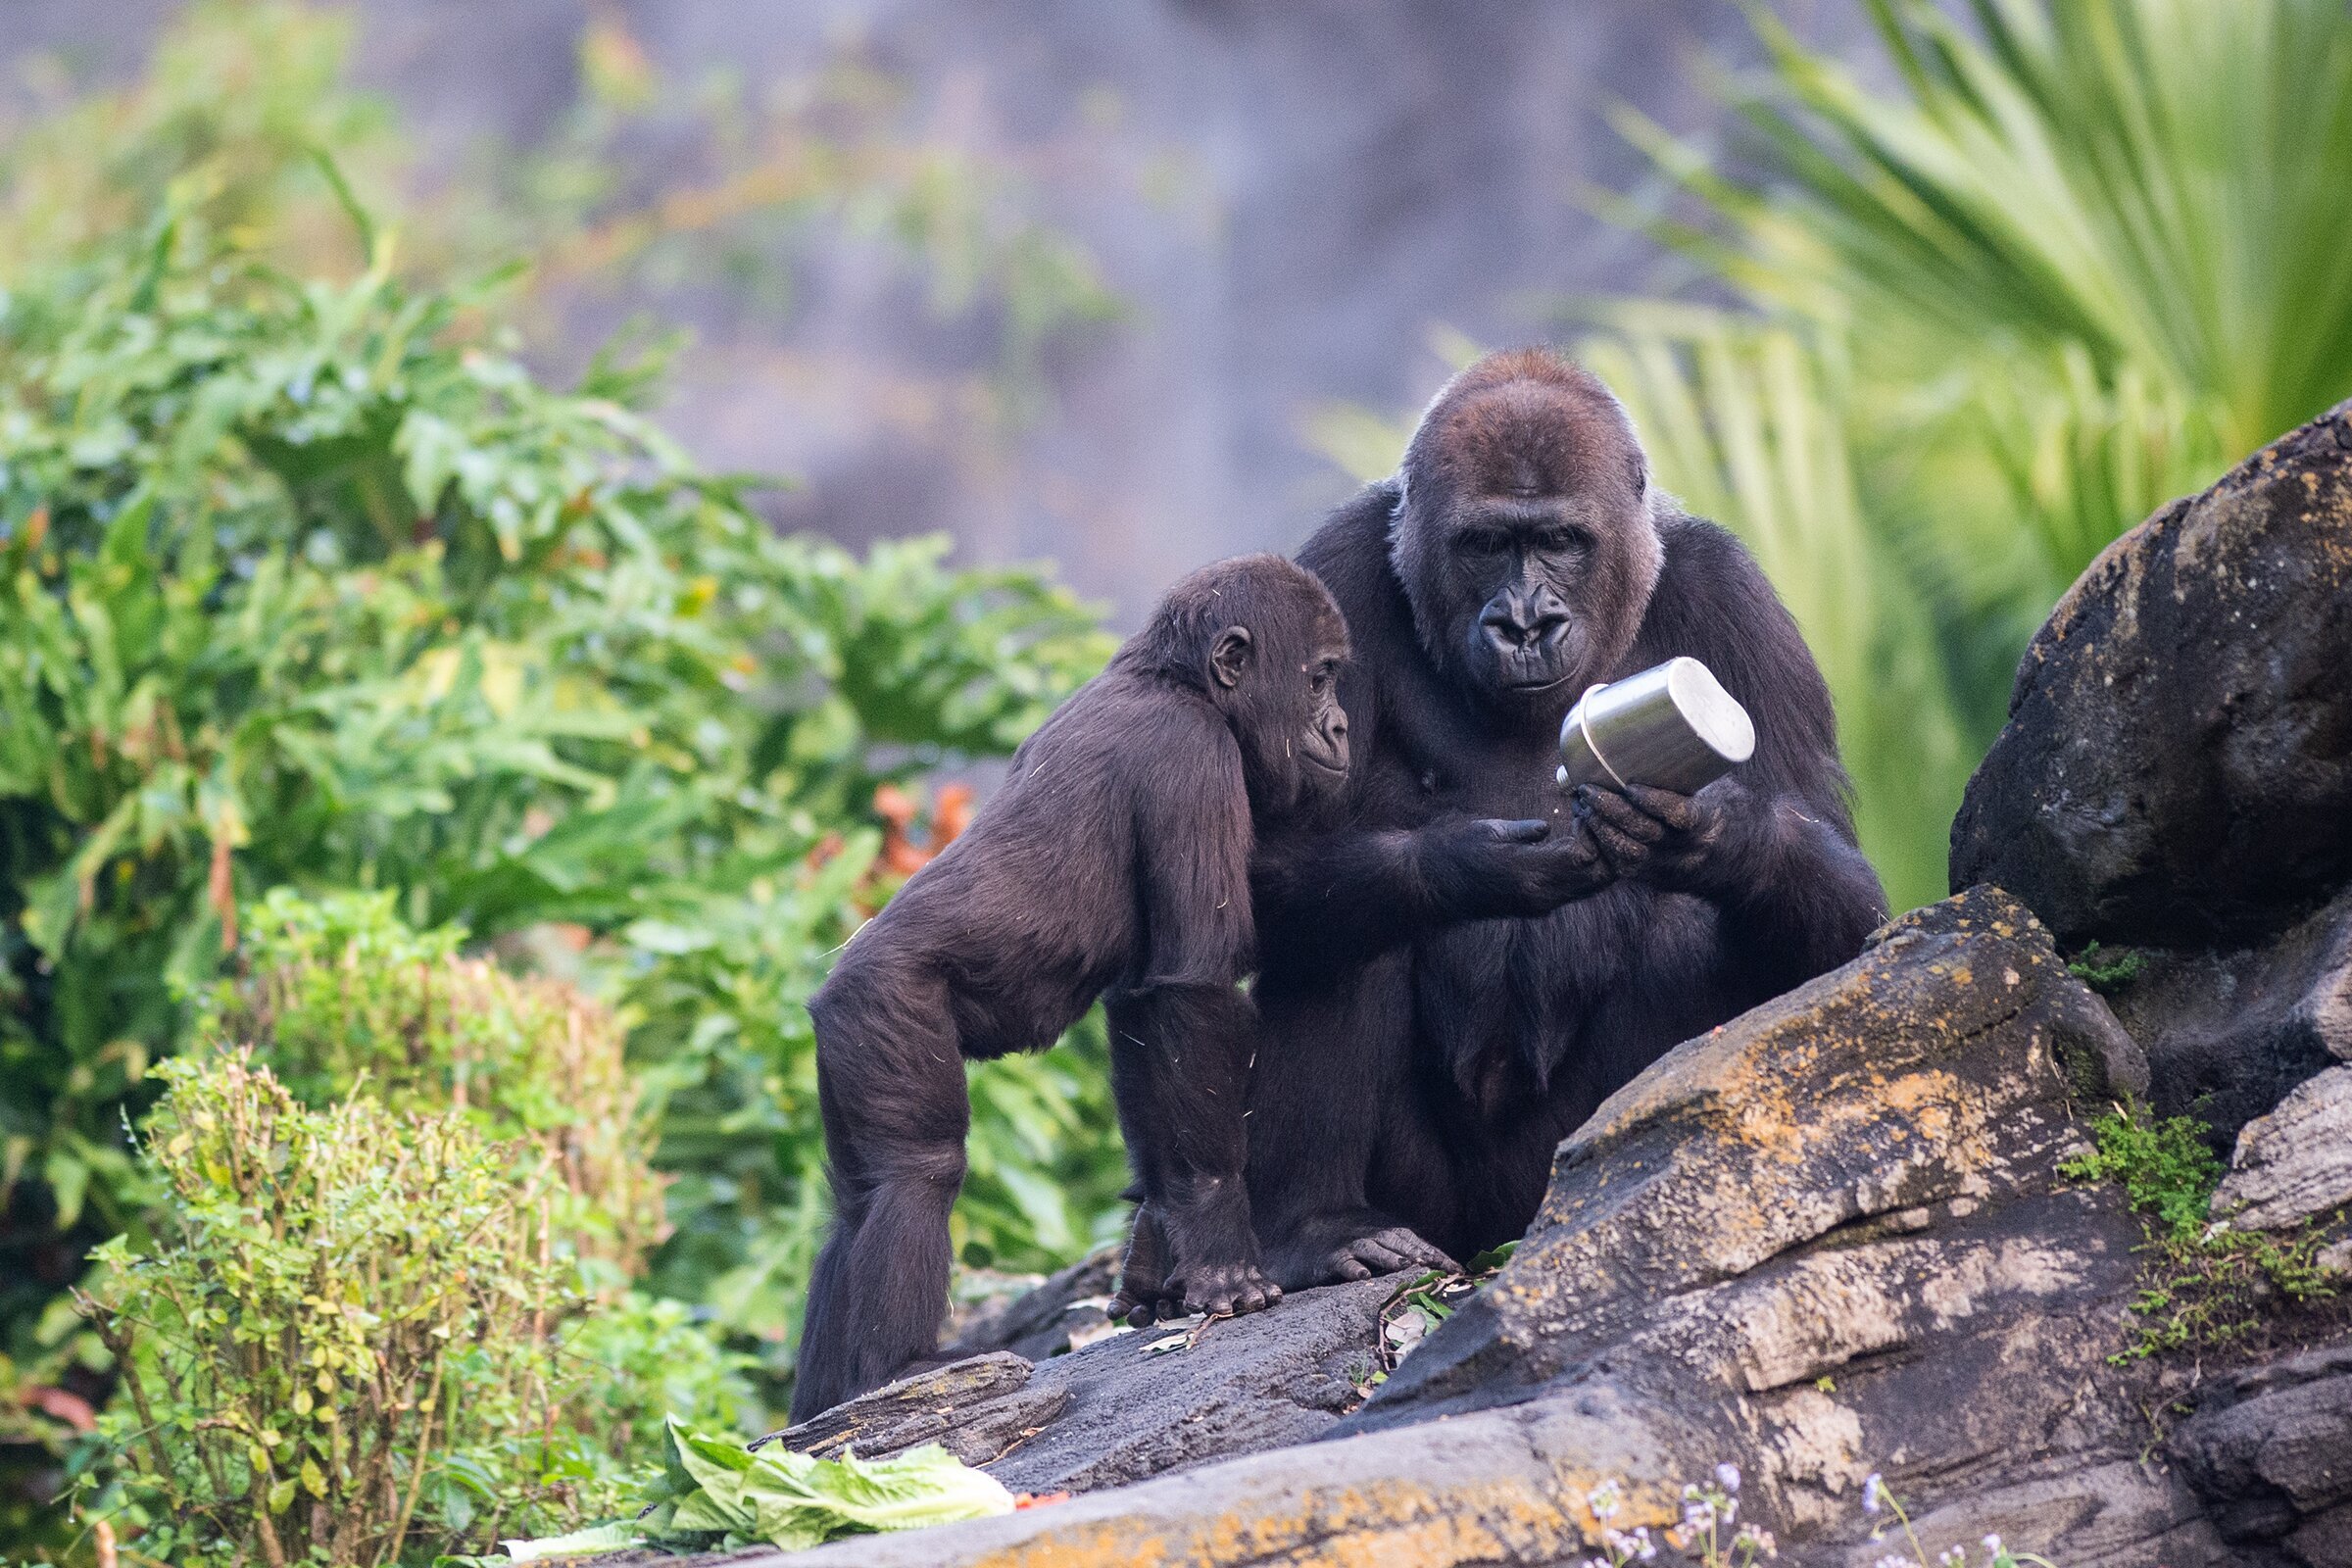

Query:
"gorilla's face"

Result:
[[1391, 372, 1663, 720], [1218, 599, 1351, 813]]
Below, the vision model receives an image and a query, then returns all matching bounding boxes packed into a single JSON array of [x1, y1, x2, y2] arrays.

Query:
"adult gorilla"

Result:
[[1244, 349, 1888, 1287]]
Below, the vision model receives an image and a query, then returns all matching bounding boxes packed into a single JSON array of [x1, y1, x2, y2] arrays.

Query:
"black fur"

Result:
[[791, 554, 1350, 1421], [1242, 349, 1888, 1288]]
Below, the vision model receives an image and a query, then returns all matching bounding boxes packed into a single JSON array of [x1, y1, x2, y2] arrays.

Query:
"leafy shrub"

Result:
[[196, 889, 662, 1282], [0, 177, 1120, 1418], [80, 1055, 579, 1565]]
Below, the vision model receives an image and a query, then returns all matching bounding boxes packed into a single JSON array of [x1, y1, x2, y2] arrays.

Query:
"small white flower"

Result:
[[1983, 1535, 2005, 1557], [1716, 1461, 1743, 1494], [1721, 1496, 1739, 1525], [1862, 1472, 1886, 1515], [1939, 1549, 1967, 1568], [1587, 1479, 1624, 1523]]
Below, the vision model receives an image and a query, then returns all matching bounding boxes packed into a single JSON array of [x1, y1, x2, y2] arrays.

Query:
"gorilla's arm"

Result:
[[1104, 721, 1277, 1317], [1611, 515, 1888, 987], [1250, 812, 1609, 976]]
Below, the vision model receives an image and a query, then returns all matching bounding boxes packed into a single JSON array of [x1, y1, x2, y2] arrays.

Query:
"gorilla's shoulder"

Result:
[[1655, 509, 1767, 587], [1296, 480, 1406, 624], [1645, 509, 1789, 640]]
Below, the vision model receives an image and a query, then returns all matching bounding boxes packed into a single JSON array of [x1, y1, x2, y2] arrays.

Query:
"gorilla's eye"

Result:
[[1535, 525, 1591, 556], [1456, 530, 1513, 558]]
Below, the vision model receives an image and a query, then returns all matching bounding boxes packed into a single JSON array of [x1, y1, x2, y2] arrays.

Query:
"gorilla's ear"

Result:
[[1209, 625, 1254, 689], [1626, 447, 1647, 497]]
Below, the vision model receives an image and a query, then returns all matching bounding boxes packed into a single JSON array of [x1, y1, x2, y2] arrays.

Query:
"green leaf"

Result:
[[499, 1522, 644, 1562]]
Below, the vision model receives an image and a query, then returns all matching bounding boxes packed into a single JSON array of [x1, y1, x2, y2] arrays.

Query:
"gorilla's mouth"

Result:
[[1498, 670, 1573, 692], [1300, 749, 1348, 775]]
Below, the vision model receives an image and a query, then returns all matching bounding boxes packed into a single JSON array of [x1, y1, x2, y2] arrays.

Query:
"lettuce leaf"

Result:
[[492, 1422, 1016, 1561]]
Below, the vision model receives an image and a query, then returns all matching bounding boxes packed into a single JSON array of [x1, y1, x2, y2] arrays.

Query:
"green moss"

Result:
[[2064, 1103, 2342, 1361], [2060, 1106, 2221, 1242], [2065, 941, 2148, 996]]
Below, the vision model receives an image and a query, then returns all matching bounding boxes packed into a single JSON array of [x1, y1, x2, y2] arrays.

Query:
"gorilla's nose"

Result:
[[1480, 593, 1568, 653]]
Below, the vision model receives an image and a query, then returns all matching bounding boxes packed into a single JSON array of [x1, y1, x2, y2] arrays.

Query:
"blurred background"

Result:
[[0, 0, 1866, 617], [5, 2, 2352, 1557]]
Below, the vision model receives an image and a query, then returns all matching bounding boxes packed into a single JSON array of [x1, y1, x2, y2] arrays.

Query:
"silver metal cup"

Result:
[[1555, 656, 1755, 796]]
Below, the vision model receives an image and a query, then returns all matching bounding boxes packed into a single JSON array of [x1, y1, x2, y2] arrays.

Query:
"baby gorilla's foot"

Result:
[[1107, 1203, 1171, 1327], [1324, 1225, 1457, 1283], [1174, 1259, 1282, 1318]]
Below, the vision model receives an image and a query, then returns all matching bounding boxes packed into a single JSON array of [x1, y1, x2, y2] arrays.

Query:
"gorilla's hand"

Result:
[[1324, 1225, 1459, 1283], [1417, 814, 1613, 919], [1576, 779, 1759, 895]]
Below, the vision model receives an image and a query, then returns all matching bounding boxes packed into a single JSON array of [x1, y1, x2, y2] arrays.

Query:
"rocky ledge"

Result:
[[722, 401, 2352, 1568]]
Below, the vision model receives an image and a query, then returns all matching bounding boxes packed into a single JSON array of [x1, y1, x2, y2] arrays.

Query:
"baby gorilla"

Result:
[[790, 554, 1351, 1421]]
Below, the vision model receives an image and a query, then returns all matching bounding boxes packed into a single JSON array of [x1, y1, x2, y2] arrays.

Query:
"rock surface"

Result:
[[760, 1276, 1396, 1493], [2211, 1064, 2352, 1235], [2102, 887, 2352, 1139], [1951, 397, 2352, 950], [2171, 1347, 2352, 1567]]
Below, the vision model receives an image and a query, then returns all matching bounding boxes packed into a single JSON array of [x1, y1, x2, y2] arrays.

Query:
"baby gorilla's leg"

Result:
[[790, 969, 969, 1423]]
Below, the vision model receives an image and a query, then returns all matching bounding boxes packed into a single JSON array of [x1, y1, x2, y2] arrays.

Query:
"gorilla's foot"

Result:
[[1173, 1259, 1282, 1319]]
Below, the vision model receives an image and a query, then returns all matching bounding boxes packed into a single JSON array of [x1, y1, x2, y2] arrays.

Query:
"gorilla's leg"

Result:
[[1105, 983, 1279, 1317], [790, 967, 969, 1422], [1248, 954, 1458, 1289]]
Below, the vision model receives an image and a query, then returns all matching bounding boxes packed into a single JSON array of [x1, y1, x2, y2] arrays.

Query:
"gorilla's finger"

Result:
[[1480, 818, 1551, 844], [1334, 1255, 1373, 1282], [1592, 821, 1650, 867], [1348, 1239, 1410, 1272], [1585, 788, 1667, 843], [1624, 785, 1700, 831], [1375, 1228, 1460, 1273]]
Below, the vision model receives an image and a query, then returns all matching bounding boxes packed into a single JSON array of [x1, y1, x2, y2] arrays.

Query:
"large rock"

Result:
[[1950, 398, 2352, 949], [727, 892, 2262, 1567]]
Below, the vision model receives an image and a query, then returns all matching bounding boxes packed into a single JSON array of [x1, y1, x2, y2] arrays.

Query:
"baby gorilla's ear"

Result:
[[1208, 624, 1254, 689]]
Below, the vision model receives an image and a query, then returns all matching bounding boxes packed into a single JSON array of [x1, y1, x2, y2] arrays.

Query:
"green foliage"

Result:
[[0, 124, 1120, 1478], [80, 1055, 581, 1565], [1582, 0, 2352, 909], [2062, 1102, 2342, 1359], [2060, 1104, 2222, 1243]]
